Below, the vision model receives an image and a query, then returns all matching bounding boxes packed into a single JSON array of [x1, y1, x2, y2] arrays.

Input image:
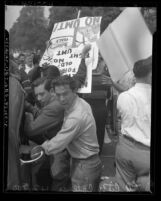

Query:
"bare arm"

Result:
[[73, 44, 91, 89]]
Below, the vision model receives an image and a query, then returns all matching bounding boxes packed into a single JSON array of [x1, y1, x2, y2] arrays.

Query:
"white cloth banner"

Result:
[[40, 16, 102, 93], [97, 7, 152, 82]]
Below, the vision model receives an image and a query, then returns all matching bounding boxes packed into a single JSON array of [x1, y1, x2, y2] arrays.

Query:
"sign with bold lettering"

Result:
[[40, 16, 102, 93]]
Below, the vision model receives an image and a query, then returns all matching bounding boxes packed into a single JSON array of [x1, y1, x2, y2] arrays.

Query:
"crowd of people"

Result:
[[8, 44, 152, 192]]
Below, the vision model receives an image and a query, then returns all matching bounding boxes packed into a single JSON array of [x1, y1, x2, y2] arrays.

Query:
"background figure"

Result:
[[82, 56, 112, 154], [115, 56, 152, 191], [8, 59, 31, 190]]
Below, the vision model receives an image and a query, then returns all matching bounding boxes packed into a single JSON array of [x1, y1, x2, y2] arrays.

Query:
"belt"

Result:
[[72, 154, 99, 161], [122, 135, 150, 150]]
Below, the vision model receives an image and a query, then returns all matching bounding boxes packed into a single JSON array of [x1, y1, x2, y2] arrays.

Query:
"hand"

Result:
[[30, 145, 44, 159], [101, 75, 112, 85], [25, 112, 34, 121], [81, 44, 91, 58]]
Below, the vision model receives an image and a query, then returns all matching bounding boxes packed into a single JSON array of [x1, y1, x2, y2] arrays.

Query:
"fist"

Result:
[[30, 145, 44, 160]]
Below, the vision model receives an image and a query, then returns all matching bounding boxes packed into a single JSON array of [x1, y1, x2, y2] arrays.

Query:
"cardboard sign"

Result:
[[40, 16, 102, 93], [97, 7, 152, 82]]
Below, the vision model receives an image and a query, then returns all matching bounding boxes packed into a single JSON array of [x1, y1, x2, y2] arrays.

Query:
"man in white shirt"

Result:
[[115, 56, 152, 191]]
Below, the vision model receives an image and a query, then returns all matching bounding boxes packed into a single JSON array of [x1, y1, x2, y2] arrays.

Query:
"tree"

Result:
[[9, 6, 50, 52], [48, 6, 121, 35], [48, 6, 79, 33], [141, 7, 156, 34]]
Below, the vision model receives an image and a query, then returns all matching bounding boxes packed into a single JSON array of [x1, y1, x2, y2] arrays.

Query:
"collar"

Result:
[[65, 95, 78, 115], [135, 83, 151, 89]]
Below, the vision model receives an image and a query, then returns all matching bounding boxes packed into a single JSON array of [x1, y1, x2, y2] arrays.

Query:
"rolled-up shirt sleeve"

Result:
[[42, 117, 81, 155]]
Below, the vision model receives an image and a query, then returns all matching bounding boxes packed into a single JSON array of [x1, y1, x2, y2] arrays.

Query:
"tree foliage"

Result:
[[141, 7, 156, 34], [9, 6, 156, 52], [48, 6, 121, 34], [9, 6, 50, 51]]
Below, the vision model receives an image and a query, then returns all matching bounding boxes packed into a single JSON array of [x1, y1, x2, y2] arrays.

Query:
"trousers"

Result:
[[115, 135, 150, 191], [71, 154, 102, 192]]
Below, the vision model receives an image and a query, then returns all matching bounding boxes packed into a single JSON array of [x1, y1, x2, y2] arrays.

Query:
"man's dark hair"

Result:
[[133, 56, 152, 78], [32, 77, 52, 92], [42, 65, 60, 79], [52, 75, 77, 91]]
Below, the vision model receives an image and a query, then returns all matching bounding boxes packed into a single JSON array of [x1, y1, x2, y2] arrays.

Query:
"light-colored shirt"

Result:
[[25, 64, 34, 74], [42, 96, 99, 158], [117, 83, 151, 147]]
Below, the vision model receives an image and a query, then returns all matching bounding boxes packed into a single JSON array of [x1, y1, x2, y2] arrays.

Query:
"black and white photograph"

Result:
[[4, 2, 157, 193]]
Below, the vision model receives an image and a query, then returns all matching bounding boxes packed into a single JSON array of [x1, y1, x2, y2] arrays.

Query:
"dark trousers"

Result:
[[31, 150, 71, 191], [85, 99, 107, 154]]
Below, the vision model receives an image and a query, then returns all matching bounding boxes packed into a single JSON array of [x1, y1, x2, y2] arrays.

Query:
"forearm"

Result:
[[112, 81, 127, 93], [73, 58, 87, 89], [42, 118, 80, 155]]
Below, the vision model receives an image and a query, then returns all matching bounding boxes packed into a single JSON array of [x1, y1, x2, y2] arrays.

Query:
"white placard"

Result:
[[40, 16, 102, 93]]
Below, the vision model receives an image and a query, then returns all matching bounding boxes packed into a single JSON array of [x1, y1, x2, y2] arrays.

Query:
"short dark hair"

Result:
[[32, 77, 52, 92], [133, 56, 152, 78], [52, 75, 77, 91], [45, 65, 60, 79]]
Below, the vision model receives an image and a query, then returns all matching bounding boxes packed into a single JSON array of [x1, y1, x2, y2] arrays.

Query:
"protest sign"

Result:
[[97, 7, 152, 82], [40, 16, 102, 93]]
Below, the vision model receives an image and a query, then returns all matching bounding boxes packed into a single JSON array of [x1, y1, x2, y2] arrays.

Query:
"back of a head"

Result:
[[133, 56, 152, 79], [45, 65, 60, 79]]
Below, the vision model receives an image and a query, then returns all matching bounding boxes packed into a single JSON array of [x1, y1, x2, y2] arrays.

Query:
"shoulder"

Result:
[[44, 99, 64, 114], [117, 89, 135, 108]]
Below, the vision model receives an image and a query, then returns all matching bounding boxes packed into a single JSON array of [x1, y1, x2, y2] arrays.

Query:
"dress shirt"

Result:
[[117, 83, 151, 147], [42, 96, 99, 158]]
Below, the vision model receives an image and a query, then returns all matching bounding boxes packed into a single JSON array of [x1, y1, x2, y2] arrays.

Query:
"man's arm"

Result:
[[73, 44, 91, 89], [24, 102, 64, 137], [41, 117, 81, 155]]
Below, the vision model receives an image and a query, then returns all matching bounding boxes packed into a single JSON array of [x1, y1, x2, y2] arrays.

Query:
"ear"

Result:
[[73, 88, 78, 93]]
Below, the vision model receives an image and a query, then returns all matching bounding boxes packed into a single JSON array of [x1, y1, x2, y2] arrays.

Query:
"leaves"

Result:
[[9, 6, 156, 52], [9, 6, 50, 51]]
